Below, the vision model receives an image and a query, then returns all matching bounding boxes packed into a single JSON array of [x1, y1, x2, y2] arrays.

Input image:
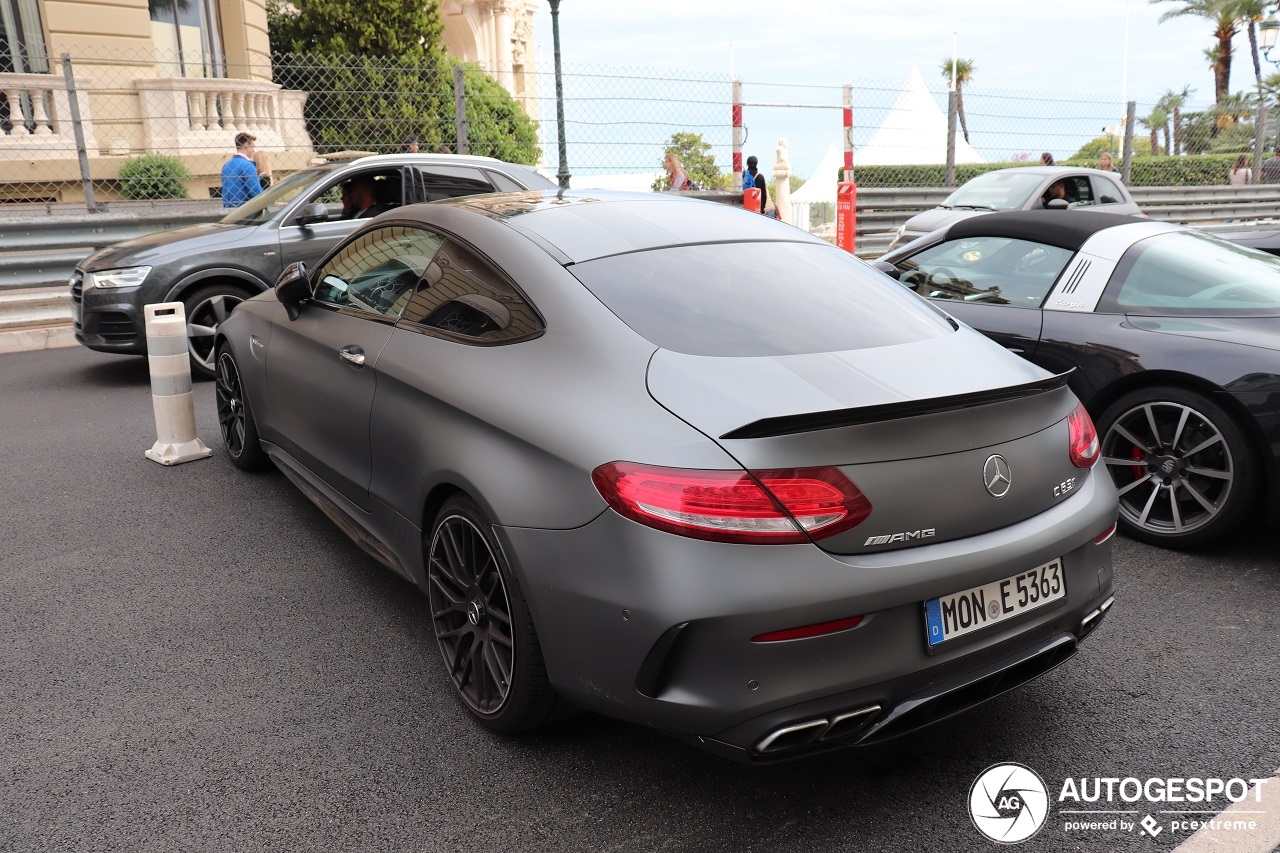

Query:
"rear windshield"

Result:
[[570, 242, 955, 357]]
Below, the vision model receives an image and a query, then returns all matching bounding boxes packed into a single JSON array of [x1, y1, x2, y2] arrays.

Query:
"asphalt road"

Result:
[[2, 346, 1278, 853]]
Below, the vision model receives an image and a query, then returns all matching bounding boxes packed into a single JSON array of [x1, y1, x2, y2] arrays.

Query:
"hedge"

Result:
[[117, 153, 192, 200], [837, 153, 1259, 189]]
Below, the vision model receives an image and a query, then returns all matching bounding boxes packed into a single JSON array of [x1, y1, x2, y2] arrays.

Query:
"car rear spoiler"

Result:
[[720, 371, 1074, 440]]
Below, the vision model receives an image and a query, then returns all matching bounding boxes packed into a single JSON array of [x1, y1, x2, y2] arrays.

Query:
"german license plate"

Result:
[[924, 558, 1065, 647]]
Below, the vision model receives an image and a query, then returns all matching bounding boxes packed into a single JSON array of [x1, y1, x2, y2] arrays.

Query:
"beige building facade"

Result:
[[0, 0, 537, 202]]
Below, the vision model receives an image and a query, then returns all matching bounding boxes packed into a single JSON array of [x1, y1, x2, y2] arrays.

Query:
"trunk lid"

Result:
[[646, 327, 1088, 555]]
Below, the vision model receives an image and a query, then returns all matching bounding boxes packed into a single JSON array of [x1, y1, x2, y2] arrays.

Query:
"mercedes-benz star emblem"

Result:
[[984, 455, 1012, 498]]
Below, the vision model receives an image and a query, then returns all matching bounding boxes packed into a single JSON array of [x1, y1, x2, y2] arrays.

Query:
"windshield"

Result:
[[219, 166, 336, 225], [1100, 231, 1280, 315], [943, 171, 1046, 211]]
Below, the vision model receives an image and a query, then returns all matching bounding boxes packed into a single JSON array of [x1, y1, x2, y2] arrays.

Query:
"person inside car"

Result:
[[1042, 180, 1070, 207], [340, 177, 393, 220]]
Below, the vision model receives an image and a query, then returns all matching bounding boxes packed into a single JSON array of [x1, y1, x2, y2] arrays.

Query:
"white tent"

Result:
[[789, 143, 845, 233], [856, 67, 984, 166]]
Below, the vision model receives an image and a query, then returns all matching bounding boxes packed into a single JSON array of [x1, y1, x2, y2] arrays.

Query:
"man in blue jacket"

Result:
[[221, 132, 263, 208]]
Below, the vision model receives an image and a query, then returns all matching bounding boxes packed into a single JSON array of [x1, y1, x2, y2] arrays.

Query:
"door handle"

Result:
[[339, 346, 366, 366]]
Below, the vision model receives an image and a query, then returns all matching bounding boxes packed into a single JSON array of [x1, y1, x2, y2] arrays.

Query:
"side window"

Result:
[[1041, 176, 1093, 207], [404, 165, 496, 204], [398, 240, 545, 343], [300, 169, 403, 222], [1093, 176, 1125, 205], [485, 170, 524, 193], [893, 236, 1074, 308], [312, 226, 445, 319]]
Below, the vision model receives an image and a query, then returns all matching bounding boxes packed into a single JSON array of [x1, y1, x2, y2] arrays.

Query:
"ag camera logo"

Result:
[[970, 763, 1050, 844]]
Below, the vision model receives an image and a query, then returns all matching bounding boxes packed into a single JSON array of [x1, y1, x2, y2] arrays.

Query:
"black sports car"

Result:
[[878, 210, 1280, 548]]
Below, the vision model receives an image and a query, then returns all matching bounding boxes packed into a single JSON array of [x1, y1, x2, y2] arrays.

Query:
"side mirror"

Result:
[[294, 202, 330, 226], [871, 260, 901, 281], [275, 262, 310, 318], [1045, 198, 1069, 210]]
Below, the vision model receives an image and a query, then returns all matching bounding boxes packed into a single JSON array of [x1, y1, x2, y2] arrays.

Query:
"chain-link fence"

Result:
[[0, 46, 1268, 210]]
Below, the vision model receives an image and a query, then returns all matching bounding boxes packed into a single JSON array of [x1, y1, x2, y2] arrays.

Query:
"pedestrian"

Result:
[[1259, 150, 1280, 184], [1098, 152, 1115, 172], [1230, 153, 1253, 186], [400, 136, 420, 153], [253, 147, 273, 190], [220, 132, 262, 208], [744, 155, 768, 213], [664, 151, 692, 191], [1040, 152, 1055, 167], [434, 144, 452, 155]]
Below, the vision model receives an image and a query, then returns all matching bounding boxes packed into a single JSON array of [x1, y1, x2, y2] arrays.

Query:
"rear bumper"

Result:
[[497, 471, 1117, 762]]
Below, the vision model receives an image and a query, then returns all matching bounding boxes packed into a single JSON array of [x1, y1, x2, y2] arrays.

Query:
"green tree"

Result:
[[268, 0, 443, 58], [654, 132, 723, 190], [1151, 0, 1238, 103], [267, 0, 537, 163], [940, 57, 976, 144]]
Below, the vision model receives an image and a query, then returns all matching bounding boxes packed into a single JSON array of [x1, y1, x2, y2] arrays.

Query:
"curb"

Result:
[[0, 324, 78, 355]]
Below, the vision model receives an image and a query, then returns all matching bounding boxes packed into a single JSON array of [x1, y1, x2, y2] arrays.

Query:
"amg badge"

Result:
[[865, 529, 936, 546]]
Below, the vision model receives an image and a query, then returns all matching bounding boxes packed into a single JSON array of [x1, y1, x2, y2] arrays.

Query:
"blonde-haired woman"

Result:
[[663, 151, 690, 191]]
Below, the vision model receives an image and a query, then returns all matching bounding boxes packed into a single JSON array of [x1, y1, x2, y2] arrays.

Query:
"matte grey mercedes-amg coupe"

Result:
[[214, 191, 1118, 763]]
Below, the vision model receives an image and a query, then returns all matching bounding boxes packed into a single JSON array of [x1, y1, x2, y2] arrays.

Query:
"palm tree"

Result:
[[1157, 86, 1195, 154], [1140, 108, 1171, 155], [1229, 0, 1268, 87], [940, 58, 976, 144], [1151, 0, 1238, 102]]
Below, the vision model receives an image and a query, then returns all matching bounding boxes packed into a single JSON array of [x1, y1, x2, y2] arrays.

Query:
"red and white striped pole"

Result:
[[732, 78, 744, 195], [837, 84, 858, 254]]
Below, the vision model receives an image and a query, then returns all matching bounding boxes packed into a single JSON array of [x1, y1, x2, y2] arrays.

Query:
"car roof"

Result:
[[436, 190, 826, 263], [944, 209, 1151, 251], [979, 166, 1120, 178]]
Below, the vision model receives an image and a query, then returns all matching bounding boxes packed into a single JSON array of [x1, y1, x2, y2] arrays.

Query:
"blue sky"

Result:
[[528, 1, 1268, 180]]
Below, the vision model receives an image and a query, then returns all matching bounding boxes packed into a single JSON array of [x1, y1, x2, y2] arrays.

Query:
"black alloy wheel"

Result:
[[1098, 387, 1254, 548], [215, 347, 267, 470], [426, 496, 567, 733], [186, 285, 249, 380]]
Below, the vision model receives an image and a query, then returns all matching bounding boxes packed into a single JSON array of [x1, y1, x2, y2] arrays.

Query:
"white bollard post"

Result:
[[143, 302, 212, 466]]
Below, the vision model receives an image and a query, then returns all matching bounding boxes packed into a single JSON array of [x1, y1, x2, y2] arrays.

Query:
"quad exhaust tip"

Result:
[[755, 704, 882, 754]]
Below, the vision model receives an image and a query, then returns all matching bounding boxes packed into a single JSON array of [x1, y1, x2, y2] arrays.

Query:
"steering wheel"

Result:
[[927, 266, 962, 288]]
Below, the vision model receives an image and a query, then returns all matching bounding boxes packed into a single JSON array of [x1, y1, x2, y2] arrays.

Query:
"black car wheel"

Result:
[[1098, 387, 1255, 548], [426, 495, 567, 733], [215, 346, 268, 470], [186, 285, 250, 380]]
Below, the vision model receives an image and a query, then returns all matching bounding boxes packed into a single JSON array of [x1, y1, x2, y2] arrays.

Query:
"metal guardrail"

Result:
[[2, 185, 1278, 296], [0, 202, 225, 291]]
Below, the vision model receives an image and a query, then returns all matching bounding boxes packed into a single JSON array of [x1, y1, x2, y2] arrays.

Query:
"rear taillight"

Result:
[[1068, 403, 1099, 468], [591, 462, 872, 545]]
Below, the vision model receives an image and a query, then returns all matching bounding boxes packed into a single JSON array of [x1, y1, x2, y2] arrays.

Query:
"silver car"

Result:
[[215, 191, 1118, 763], [889, 166, 1144, 251]]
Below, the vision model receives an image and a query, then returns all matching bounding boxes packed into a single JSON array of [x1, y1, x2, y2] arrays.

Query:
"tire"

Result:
[[426, 495, 569, 733], [184, 284, 251, 380], [214, 345, 268, 471], [1097, 386, 1256, 548]]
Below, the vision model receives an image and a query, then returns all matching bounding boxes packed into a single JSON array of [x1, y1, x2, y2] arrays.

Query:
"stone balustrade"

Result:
[[135, 77, 310, 155], [0, 73, 97, 158]]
